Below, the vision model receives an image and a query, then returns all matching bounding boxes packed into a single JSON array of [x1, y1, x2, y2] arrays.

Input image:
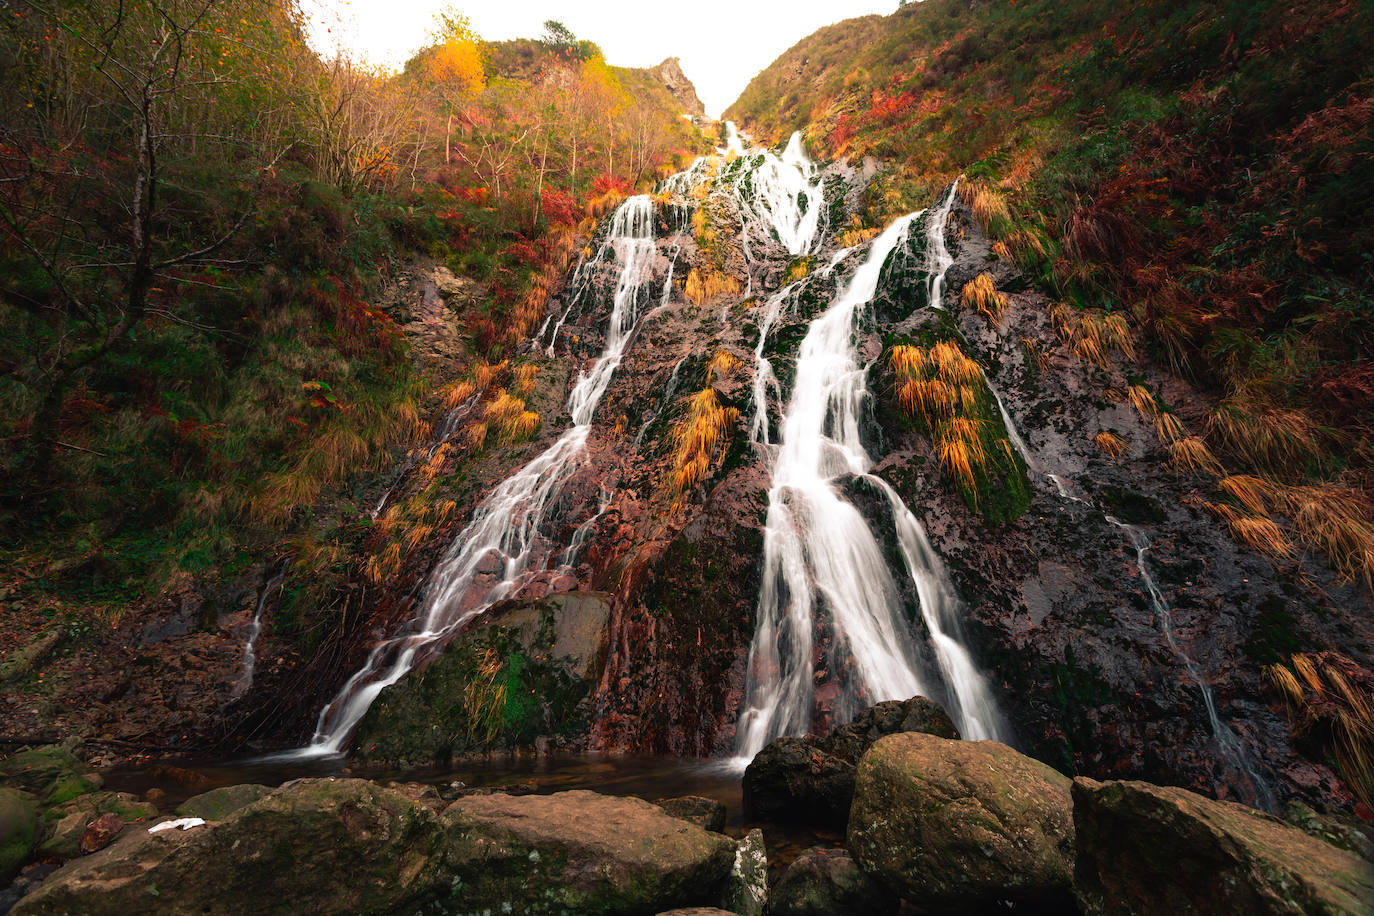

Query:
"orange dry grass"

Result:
[[1154, 411, 1186, 443], [685, 268, 742, 306], [513, 364, 539, 399], [442, 380, 478, 410], [1127, 384, 1157, 420], [1218, 475, 1275, 515], [1228, 515, 1296, 560], [1267, 653, 1374, 809], [959, 179, 1011, 236], [1051, 304, 1136, 368], [708, 349, 741, 380], [1019, 337, 1049, 373], [1169, 436, 1224, 477], [1279, 485, 1374, 590], [1095, 431, 1127, 461], [670, 387, 739, 494], [1208, 396, 1323, 473], [961, 273, 1006, 325]]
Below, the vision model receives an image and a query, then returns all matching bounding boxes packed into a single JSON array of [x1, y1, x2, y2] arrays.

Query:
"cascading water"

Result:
[[293, 195, 677, 757], [1042, 474, 1274, 806], [232, 567, 284, 700], [734, 205, 1005, 763], [718, 124, 825, 258]]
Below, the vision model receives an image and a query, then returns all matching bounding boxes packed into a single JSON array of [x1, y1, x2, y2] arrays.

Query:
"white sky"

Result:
[[301, 0, 898, 118]]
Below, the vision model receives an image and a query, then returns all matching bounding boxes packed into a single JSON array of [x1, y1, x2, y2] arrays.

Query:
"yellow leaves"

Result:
[[428, 36, 485, 98]]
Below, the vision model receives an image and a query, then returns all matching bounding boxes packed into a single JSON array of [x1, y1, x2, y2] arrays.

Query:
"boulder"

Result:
[[1073, 778, 1374, 915], [769, 847, 897, 916], [847, 732, 1075, 911], [721, 828, 767, 916], [441, 789, 737, 914], [656, 795, 727, 832], [174, 783, 271, 821], [77, 813, 122, 854], [14, 782, 743, 915], [744, 696, 957, 827], [0, 787, 39, 882], [13, 778, 447, 915]]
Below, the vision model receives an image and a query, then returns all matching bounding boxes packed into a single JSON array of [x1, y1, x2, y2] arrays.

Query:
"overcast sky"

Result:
[[301, 0, 898, 117]]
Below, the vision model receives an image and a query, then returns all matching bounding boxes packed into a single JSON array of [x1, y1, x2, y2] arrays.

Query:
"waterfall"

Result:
[[718, 124, 825, 258], [292, 195, 675, 758], [232, 567, 284, 700], [1042, 475, 1273, 807], [734, 211, 1005, 763]]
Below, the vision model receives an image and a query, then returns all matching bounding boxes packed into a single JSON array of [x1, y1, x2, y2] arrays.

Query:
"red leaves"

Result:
[[540, 188, 580, 226]]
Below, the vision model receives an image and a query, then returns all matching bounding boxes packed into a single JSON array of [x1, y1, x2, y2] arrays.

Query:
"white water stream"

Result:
[[735, 196, 1005, 762], [293, 195, 676, 757]]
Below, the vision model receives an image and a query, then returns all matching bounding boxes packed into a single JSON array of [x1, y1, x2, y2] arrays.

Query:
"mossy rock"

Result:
[[37, 792, 158, 859], [354, 593, 610, 763], [0, 787, 39, 882], [13, 778, 448, 915], [769, 847, 897, 916], [174, 784, 272, 822], [1073, 778, 1374, 915], [0, 743, 101, 805], [847, 732, 1076, 912], [439, 790, 737, 914]]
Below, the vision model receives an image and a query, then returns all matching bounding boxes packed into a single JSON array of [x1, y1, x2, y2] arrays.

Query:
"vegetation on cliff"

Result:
[[728, 0, 1374, 591], [0, 2, 701, 640]]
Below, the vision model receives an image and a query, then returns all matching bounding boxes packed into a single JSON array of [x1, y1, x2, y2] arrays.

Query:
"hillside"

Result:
[[730, 0, 1374, 622]]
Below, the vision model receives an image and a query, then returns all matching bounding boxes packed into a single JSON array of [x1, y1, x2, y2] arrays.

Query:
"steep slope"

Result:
[[727, 0, 1374, 809]]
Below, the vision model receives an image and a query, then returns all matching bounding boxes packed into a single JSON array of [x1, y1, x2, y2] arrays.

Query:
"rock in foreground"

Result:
[[443, 790, 737, 914], [847, 732, 1075, 911], [769, 847, 897, 916], [14, 781, 739, 915], [1073, 778, 1374, 915], [743, 696, 957, 827]]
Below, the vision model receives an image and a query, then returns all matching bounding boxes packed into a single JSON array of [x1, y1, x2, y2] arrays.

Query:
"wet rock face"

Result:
[[743, 696, 957, 828], [353, 593, 612, 763], [847, 732, 1077, 912], [1072, 778, 1374, 915]]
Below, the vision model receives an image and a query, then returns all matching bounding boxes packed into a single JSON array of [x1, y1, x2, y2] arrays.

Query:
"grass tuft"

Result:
[[1267, 653, 1374, 810], [1095, 431, 1127, 461], [961, 273, 1007, 326]]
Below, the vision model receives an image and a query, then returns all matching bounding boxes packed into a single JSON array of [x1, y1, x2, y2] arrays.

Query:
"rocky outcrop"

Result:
[[656, 795, 728, 832], [769, 847, 897, 916], [650, 58, 705, 117], [1073, 778, 1374, 915], [14, 780, 741, 915], [847, 732, 1076, 911], [743, 696, 957, 827]]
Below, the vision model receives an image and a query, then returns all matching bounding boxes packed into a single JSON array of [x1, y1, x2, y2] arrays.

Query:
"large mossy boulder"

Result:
[[769, 847, 897, 916], [441, 789, 737, 914], [847, 732, 1075, 912], [174, 783, 271, 822], [743, 696, 956, 827], [1073, 778, 1374, 915], [12, 778, 447, 915], [0, 788, 39, 882], [354, 592, 612, 763]]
